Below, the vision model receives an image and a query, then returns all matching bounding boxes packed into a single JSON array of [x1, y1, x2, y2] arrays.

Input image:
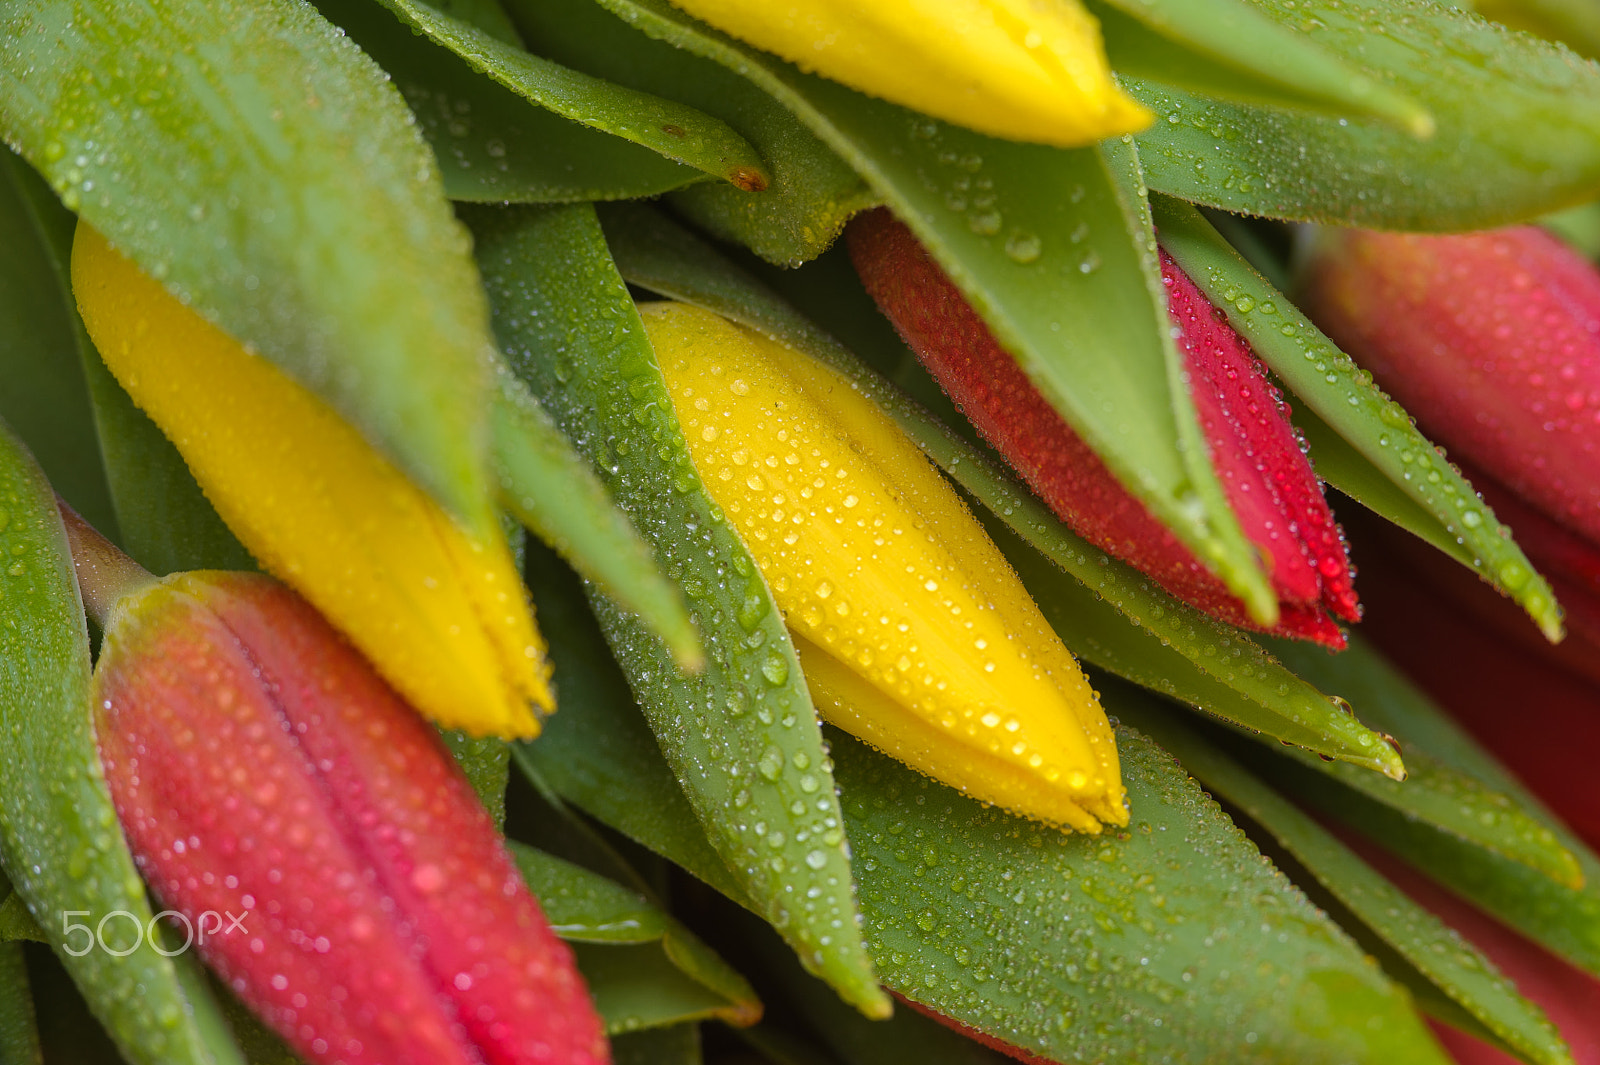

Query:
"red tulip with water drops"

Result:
[[78, 515, 609, 1065], [847, 209, 1359, 646]]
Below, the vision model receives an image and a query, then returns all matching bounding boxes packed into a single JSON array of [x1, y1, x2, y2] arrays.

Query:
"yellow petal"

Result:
[[668, 0, 1151, 146], [643, 301, 1124, 831], [71, 223, 551, 739]]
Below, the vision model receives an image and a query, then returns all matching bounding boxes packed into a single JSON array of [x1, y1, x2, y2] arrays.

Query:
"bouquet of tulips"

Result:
[[3, 0, 1600, 1061]]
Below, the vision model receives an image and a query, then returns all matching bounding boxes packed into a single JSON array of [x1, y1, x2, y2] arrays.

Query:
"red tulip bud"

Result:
[[847, 209, 1357, 647], [1303, 226, 1600, 549], [93, 571, 609, 1065]]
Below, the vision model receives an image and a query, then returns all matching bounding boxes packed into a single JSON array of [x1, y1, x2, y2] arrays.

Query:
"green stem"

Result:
[[57, 501, 156, 628]]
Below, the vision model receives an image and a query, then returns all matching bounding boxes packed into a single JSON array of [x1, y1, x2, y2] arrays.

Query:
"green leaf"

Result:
[[439, 731, 510, 831], [576, 0, 1277, 623], [510, 842, 761, 1032], [1254, 634, 1600, 980], [517, 601, 1448, 1064], [0, 152, 117, 538], [471, 204, 886, 1017], [1090, 0, 1430, 132], [1152, 195, 1563, 639], [1539, 200, 1600, 259], [490, 371, 702, 669], [1132, 0, 1600, 230], [0, 896, 43, 945], [597, 202, 1404, 777], [0, 147, 251, 575], [505, 0, 877, 266], [1264, 637, 1581, 888], [1112, 687, 1572, 1065], [612, 1026, 702, 1065], [311, 0, 702, 203], [366, 0, 768, 187], [0, 942, 41, 1065], [0, 0, 496, 528], [0, 422, 244, 1065], [1475, 0, 1600, 62]]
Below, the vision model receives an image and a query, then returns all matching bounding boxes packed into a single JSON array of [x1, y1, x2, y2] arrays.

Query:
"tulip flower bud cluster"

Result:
[[92, 569, 608, 1065], [847, 209, 1359, 647]]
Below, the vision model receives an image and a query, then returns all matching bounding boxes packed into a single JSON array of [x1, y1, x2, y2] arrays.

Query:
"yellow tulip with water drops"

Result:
[[663, 0, 1151, 148], [71, 223, 552, 739], [642, 301, 1125, 832]]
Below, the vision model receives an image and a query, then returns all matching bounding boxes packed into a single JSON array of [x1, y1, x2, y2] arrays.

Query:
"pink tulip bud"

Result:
[[93, 571, 609, 1065], [847, 209, 1358, 647], [1303, 226, 1600, 549]]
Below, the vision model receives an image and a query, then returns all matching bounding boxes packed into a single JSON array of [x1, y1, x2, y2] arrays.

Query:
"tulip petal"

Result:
[[71, 224, 551, 738], [658, 0, 1149, 147]]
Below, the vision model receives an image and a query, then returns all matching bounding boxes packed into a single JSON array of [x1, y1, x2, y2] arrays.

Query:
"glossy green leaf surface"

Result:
[[0, 941, 41, 1065], [1257, 635, 1600, 980], [439, 731, 510, 831], [612, 1026, 702, 1065], [470, 204, 885, 1016], [0, 423, 243, 1065], [1091, 0, 1429, 131], [1132, 0, 1600, 229], [313, 0, 701, 203], [1475, 0, 1600, 62], [518, 600, 1449, 1064], [1153, 196, 1562, 639], [0, 153, 116, 536], [598, 202, 1404, 777], [582, 0, 1276, 622], [510, 842, 761, 1032], [371, 0, 768, 186], [507, 0, 876, 266], [0, 0, 496, 527], [0, 894, 43, 944], [1113, 689, 1570, 1065], [491, 370, 701, 668]]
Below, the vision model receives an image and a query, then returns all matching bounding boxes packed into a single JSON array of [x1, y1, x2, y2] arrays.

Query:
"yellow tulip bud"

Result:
[[71, 223, 552, 739], [666, 0, 1151, 147], [643, 301, 1125, 832]]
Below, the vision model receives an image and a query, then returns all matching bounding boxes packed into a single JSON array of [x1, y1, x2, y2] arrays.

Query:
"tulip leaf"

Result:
[[356, 0, 768, 188], [0, 152, 117, 537], [469, 203, 887, 1018], [510, 842, 761, 1033], [573, 0, 1276, 626], [490, 373, 701, 670], [504, 0, 876, 266], [1089, 0, 1430, 132], [0, 0, 498, 528], [515, 588, 1449, 1064], [0, 422, 245, 1065], [1110, 688, 1571, 1065], [0, 895, 43, 944], [1152, 196, 1564, 641], [1131, 0, 1600, 230], [0, 941, 41, 1065], [307, 0, 701, 204], [596, 202, 1405, 777], [0, 149, 252, 576], [439, 731, 510, 831], [612, 1026, 702, 1065], [1476, 0, 1600, 60], [1539, 201, 1600, 259], [1248, 634, 1600, 981]]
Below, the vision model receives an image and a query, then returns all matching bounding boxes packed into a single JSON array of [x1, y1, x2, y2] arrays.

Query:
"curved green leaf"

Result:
[[0, 941, 41, 1065], [469, 202, 886, 1017], [1540, 200, 1600, 259], [0, 0, 495, 527], [510, 842, 761, 1032], [1091, 0, 1430, 132], [0, 422, 243, 1065], [312, 0, 702, 203], [0, 152, 116, 537], [1153, 196, 1562, 639], [491, 370, 702, 669], [573, 0, 1276, 623], [1475, 0, 1600, 62], [1115, 690, 1571, 1065], [503, 0, 876, 266], [369, 0, 769, 187], [597, 202, 1404, 777], [612, 1026, 702, 1065], [1132, 0, 1600, 230], [439, 730, 510, 831]]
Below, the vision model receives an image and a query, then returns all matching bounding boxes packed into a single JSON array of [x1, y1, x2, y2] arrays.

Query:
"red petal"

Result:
[[847, 208, 1355, 644]]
